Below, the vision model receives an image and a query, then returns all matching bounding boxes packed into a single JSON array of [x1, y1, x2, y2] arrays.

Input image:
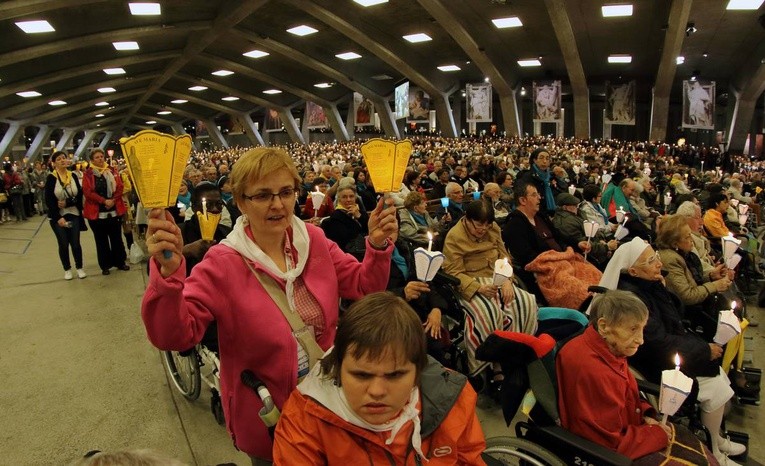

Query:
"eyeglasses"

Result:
[[468, 218, 490, 231], [243, 187, 296, 204], [636, 252, 661, 267]]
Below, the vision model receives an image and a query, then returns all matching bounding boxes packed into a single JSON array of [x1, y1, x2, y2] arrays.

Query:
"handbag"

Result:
[[9, 184, 22, 195], [0, 192, 7, 203], [241, 256, 325, 378]]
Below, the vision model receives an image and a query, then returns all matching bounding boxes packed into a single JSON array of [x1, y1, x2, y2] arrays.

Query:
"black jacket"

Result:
[[386, 239, 449, 322], [619, 274, 717, 382], [44, 172, 84, 222], [320, 208, 368, 253]]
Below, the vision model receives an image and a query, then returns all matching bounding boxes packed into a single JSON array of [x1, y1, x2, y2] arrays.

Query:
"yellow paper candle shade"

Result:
[[119, 130, 193, 208], [360, 138, 412, 193], [196, 212, 221, 242]]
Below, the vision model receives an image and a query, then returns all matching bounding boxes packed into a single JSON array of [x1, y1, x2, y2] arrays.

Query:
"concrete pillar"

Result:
[[300, 112, 310, 143], [370, 96, 399, 138], [241, 113, 265, 146], [452, 95, 463, 135], [278, 109, 305, 144], [98, 131, 114, 150], [203, 119, 229, 149], [171, 123, 199, 151], [0, 122, 24, 160], [74, 130, 98, 160], [326, 104, 349, 142], [727, 64, 765, 153], [649, 0, 693, 141], [55, 128, 77, 152], [432, 95, 457, 138], [344, 98, 355, 140], [498, 94, 521, 137], [25, 125, 55, 163]]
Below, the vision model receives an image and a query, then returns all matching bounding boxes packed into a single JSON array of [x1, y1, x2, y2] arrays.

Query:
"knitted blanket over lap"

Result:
[[525, 247, 602, 310]]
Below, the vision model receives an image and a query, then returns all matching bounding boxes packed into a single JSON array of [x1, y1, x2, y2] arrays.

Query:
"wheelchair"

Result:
[[162, 322, 225, 425]]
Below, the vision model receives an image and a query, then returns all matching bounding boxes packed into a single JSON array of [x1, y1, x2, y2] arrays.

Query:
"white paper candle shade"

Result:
[[722, 235, 741, 260], [663, 194, 672, 206], [713, 310, 742, 345], [614, 224, 630, 241], [725, 253, 742, 270], [729, 198, 739, 208], [738, 204, 749, 215], [310, 191, 325, 211], [568, 185, 576, 195], [583, 221, 599, 239], [615, 207, 625, 224], [440, 197, 449, 208], [745, 192, 751, 197], [493, 258, 514, 287], [601, 173, 612, 185], [413, 248, 445, 282], [739, 214, 749, 226], [659, 369, 693, 417]]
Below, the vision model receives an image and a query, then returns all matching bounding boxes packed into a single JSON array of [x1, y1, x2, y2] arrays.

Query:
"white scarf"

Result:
[[588, 237, 649, 315], [298, 353, 426, 460], [92, 165, 116, 198], [220, 214, 310, 311]]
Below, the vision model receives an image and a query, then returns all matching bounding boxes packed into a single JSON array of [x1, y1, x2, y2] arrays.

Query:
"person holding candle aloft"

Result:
[[442, 199, 538, 392], [141, 147, 398, 464], [600, 237, 746, 465]]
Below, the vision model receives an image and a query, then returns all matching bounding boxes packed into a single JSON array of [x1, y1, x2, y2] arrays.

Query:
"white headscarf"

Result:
[[220, 214, 310, 311], [598, 236, 650, 291]]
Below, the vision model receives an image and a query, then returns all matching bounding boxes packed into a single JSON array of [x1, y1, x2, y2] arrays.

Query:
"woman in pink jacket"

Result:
[[142, 147, 398, 465]]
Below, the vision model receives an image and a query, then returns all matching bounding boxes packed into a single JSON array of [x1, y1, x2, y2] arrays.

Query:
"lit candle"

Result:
[[427, 231, 433, 252], [202, 197, 207, 218], [674, 353, 681, 371]]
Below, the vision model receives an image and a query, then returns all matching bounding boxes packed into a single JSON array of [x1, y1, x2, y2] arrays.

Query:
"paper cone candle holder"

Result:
[[615, 206, 626, 224], [601, 173, 612, 185], [440, 197, 449, 208], [472, 191, 481, 200], [614, 224, 630, 241], [659, 355, 693, 418], [722, 234, 741, 260], [413, 247, 445, 282], [360, 138, 412, 193], [196, 212, 221, 242], [568, 185, 576, 195], [738, 204, 749, 215], [583, 221, 599, 239], [725, 253, 742, 270], [729, 198, 740, 208], [310, 188, 325, 214], [663, 193, 672, 206], [493, 258, 514, 287], [739, 214, 749, 226], [119, 130, 193, 209], [714, 307, 741, 345]]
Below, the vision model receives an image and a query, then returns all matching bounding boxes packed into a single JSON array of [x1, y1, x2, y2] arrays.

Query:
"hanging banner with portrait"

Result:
[[264, 108, 283, 132], [682, 80, 715, 130], [533, 80, 562, 121], [407, 87, 430, 122], [353, 92, 375, 126], [605, 80, 636, 125], [466, 83, 492, 122], [305, 101, 328, 129]]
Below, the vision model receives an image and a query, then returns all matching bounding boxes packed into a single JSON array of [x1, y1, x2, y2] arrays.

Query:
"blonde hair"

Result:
[[231, 148, 300, 200]]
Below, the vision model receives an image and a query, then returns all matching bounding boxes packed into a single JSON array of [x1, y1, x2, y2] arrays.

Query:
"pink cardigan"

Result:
[[141, 224, 392, 458]]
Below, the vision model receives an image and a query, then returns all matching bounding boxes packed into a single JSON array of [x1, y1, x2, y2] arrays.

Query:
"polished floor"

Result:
[[1, 215, 762, 465]]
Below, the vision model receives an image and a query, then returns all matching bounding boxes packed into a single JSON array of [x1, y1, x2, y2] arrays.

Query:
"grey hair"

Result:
[[589, 290, 648, 326], [445, 182, 462, 196], [676, 200, 700, 218]]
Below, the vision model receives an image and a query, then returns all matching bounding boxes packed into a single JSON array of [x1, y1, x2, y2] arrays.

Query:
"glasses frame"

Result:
[[242, 187, 296, 204]]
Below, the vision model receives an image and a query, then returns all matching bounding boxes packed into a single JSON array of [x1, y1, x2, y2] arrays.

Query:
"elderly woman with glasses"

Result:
[[141, 148, 399, 465], [600, 237, 745, 465], [443, 199, 538, 388]]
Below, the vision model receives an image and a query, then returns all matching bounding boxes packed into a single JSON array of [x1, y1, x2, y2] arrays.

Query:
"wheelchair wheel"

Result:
[[162, 349, 201, 401], [483, 436, 565, 466]]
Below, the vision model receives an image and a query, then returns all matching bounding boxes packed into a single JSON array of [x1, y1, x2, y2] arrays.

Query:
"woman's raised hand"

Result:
[[147, 208, 183, 277], [368, 196, 398, 247]]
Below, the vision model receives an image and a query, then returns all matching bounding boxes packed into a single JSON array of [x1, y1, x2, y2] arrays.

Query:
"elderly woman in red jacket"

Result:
[[82, 148, 129, 275]]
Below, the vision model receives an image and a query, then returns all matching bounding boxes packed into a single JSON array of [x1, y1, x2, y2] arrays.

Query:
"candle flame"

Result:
[[504, 257, 509, 265], [731, 301, 737, 310], [315, 186, 320, 192], [427, 231, 433, 241], [674, 353, 681, 367]]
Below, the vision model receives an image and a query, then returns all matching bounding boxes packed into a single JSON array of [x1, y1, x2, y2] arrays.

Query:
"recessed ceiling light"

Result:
[[16, 91, 41, 98], [403, 33, 432, 43], [602, 4, 634, 17], [353, 0, 388, 5], [103, 68, 126, 75], [113, 41, 139, 50], [335, 52, 362, 60], [243, 49, 269, 59], [129, 3, 161, 15], [171, 99, 188, 104], [48, 100, 67, 106], [491, 17, 523, 28], [702, 52, 709, 58], [287, 25, 318, 36], [517, 59, 542, 67], [314, 82, 332, 88], [95, 114, 105, 118], [676, 56, 685, 64], [212, 70, 234, 77], [95, 101, 109, 106], [98, 87, 116, 93], [608, 54, 632, 63], [263, 89, 282, 94], [188, 86, 207, 91], [15, 20, 55, 33], [221, 96, 239, 101], [157, 110, 171, 115], [726, 0, 764, 9], [145, 120, 157, 125], [371, 74, 393, 80], [437, 65, 461, 72]]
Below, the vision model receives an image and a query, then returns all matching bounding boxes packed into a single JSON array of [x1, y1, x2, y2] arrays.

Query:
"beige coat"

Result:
[[658, 248, 716, 306], [443, 217, 510, 300]]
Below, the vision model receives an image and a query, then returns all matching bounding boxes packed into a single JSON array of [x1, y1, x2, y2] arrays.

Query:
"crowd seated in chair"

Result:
[[600, 237, 746, 465], [435, 182, 464, 231], [552, 192, 617, 269], [398, 191, 445, 249]]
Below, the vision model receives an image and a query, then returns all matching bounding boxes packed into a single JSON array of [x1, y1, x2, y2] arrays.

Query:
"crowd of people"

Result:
[[3, 133, 762, 465]]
